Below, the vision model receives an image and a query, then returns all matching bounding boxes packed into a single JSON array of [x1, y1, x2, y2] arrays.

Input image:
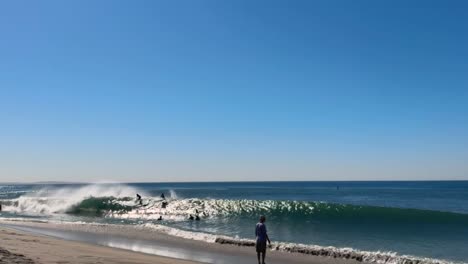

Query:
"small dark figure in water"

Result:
[[0, 203, 2, 212], [194, 209, 202, 220], [188, 214, 194, 220], [137, 193, 143, 205], [160, 193, 165, 200], [136, 194, 143, 206], [161, 201, 168, 209], [255, 215, 271, 264], [157, 216, 163, 221]]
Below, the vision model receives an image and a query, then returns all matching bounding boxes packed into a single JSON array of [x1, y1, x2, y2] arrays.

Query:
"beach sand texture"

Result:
[[0, 223, 363, 264], [0, 227, 198, 264]]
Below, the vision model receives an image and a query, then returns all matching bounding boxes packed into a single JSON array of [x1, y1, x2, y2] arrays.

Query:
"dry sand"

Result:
[[0, 221, 364, 264], [0, 227, 198, 264]]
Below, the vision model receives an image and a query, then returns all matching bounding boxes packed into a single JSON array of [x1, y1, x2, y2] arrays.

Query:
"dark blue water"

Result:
[[1, 181, 467, 262]]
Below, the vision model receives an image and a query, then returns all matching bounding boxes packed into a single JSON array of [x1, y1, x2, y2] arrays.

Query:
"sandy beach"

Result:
[[1, 0, 467, 263], [0, 221, 362, 264], [0, 226, 198, 264]]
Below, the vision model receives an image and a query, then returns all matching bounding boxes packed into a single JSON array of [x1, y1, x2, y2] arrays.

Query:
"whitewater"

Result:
[[1, 181, 467, 263]]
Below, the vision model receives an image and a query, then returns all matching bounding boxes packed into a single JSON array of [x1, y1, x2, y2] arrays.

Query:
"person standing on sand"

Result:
[[255, 215, 271, 264]]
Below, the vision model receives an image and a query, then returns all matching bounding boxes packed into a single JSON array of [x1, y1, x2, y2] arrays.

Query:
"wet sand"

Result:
[[0, 227, 198, 264], [0, 221, 362, 264]]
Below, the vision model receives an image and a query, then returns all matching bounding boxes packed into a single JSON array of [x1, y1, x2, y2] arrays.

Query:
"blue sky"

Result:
[[1, 1, 467, 182]]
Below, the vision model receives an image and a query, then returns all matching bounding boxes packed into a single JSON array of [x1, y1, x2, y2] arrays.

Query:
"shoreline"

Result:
[[0, 226, 198, 264], [0, 220, 361, 264], [1, 181, 466, 264]]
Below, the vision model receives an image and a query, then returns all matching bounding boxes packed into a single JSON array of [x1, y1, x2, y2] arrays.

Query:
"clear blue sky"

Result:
[[1, 1, 467, 182]]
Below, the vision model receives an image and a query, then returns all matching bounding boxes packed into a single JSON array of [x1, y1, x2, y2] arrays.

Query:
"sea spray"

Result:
[[1, 182, 468, 263], [169, 189, 179, 199], [3, 184, 146, 214], [4, 193, 468, 225]]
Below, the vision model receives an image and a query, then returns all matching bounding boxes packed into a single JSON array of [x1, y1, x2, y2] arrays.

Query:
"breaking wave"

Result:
[[0, 218, 454, 264], [2, 184, 468, 225], [1, 184, 145, 215], [1, 183, 465, 264]]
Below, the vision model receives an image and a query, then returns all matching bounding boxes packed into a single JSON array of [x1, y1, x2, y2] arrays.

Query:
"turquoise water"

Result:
[[1, 181, 467, 262]]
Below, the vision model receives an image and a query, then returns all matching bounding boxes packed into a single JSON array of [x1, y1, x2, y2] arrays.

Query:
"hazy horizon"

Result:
[[2, 179, 468, 185], [1, 1, 467, 182]]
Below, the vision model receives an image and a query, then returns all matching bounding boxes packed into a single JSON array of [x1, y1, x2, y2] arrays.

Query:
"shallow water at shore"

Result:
[[1, 181, 467, 263], [2, 221, 361, 264]]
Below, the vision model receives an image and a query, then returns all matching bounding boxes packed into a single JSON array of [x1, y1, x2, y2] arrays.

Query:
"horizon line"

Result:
[[1, 179, 467, 185]]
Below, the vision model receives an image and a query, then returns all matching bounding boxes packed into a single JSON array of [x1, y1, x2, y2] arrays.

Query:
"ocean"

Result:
[[0, 181, 467, 263]]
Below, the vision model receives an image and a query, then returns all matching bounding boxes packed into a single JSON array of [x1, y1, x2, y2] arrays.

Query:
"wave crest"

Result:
[[2, 184, 145, 214], [3, 188, 468, 225]]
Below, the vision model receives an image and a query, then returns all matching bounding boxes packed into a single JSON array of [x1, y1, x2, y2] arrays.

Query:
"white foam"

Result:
[[3, 184, 146, 215], [107, 198, 321, 222], [0, 192, 463, 264], [4, 192, 326, 219], [142, 223, 456, 264], [0, 218, 457, 264]]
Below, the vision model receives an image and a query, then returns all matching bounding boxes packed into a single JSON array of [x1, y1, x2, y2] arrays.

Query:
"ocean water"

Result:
[[0, 181, 467, 263]]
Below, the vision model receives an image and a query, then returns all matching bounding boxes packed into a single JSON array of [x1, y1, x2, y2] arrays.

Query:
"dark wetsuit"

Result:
[[136, 194, 142, 205]]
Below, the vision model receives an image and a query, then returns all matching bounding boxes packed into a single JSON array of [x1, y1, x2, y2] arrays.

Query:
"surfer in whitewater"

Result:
[[136, 193, 143, 206], [195, 209, 201, 220], [255, 215, 271, 264], [160, 193, 168, 208]]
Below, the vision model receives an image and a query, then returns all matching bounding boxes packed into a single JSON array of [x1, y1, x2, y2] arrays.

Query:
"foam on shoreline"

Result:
[[0, 219, 459, 264], [1, 183, 465, 264], [141, 223, 456, 264]]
